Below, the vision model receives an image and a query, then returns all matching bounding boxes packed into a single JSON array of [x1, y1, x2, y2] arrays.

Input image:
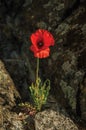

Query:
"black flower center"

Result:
[[37, 42, 44, 48]]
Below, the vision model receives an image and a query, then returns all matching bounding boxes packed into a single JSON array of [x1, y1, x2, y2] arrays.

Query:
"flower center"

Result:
[[37, 42, 44, 48]]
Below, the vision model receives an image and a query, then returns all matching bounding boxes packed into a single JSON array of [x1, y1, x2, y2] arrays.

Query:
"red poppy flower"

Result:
[[30, 29, 55, 58]]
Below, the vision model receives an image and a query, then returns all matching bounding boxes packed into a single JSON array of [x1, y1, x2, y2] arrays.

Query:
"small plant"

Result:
[[29, 76, 50, 111], [29, 29, 55, 111]]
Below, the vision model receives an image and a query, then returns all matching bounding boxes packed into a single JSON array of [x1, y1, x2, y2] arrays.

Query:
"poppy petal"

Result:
[[30, 34, 41, 51], [43, 30, 55, 47], [35, 29, 44, 37], [34, 48, 50, 58], [30, 45, 37, 53]]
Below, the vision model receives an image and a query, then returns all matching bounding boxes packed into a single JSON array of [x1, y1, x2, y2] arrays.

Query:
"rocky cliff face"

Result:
[[0, 60, 24, 130], [0, 0, 86, 129]]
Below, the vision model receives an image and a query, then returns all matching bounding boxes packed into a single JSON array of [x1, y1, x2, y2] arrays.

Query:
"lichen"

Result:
[[60, 80, 76, 110], [60, 51, 84, 110]]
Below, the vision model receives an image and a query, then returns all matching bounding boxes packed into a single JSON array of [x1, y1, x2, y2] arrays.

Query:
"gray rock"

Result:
[[35, 109, 79, 130], [80, 76, 86, 121], [23, 0, 32, 7], [81, 24, 86, 38], [55, 23, 70, 35], [36, 21, 47, 29], [0, 60, 24, 130], [0, 60, 20, 107]]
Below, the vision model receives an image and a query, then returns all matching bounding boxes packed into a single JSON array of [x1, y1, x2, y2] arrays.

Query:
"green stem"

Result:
[[36, 58, 39, 81]]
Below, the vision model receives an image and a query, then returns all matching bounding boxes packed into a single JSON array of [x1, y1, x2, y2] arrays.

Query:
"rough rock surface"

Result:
[[0, 0, 86, 129], [0, 60, 20, 107], [35, 109, 78, 130], [0, 60, 24, 130]]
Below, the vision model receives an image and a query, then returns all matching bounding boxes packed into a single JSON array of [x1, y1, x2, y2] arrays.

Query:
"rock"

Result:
[[36, 21, 47, 29], [0, 60, 24, 130], [59, 52, 84, 112], [0, 0, 86, 129], [55, 23, 70, 35], [0, 0, 33, 17], [23, 0, 33, 7], [81, 24, 86, 39], [0, 60, 20, 107], [80, 75, 86, 120], [0, 107, 24, 130], [35, 109, 79, 130], [47, 0, 86, 119]]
